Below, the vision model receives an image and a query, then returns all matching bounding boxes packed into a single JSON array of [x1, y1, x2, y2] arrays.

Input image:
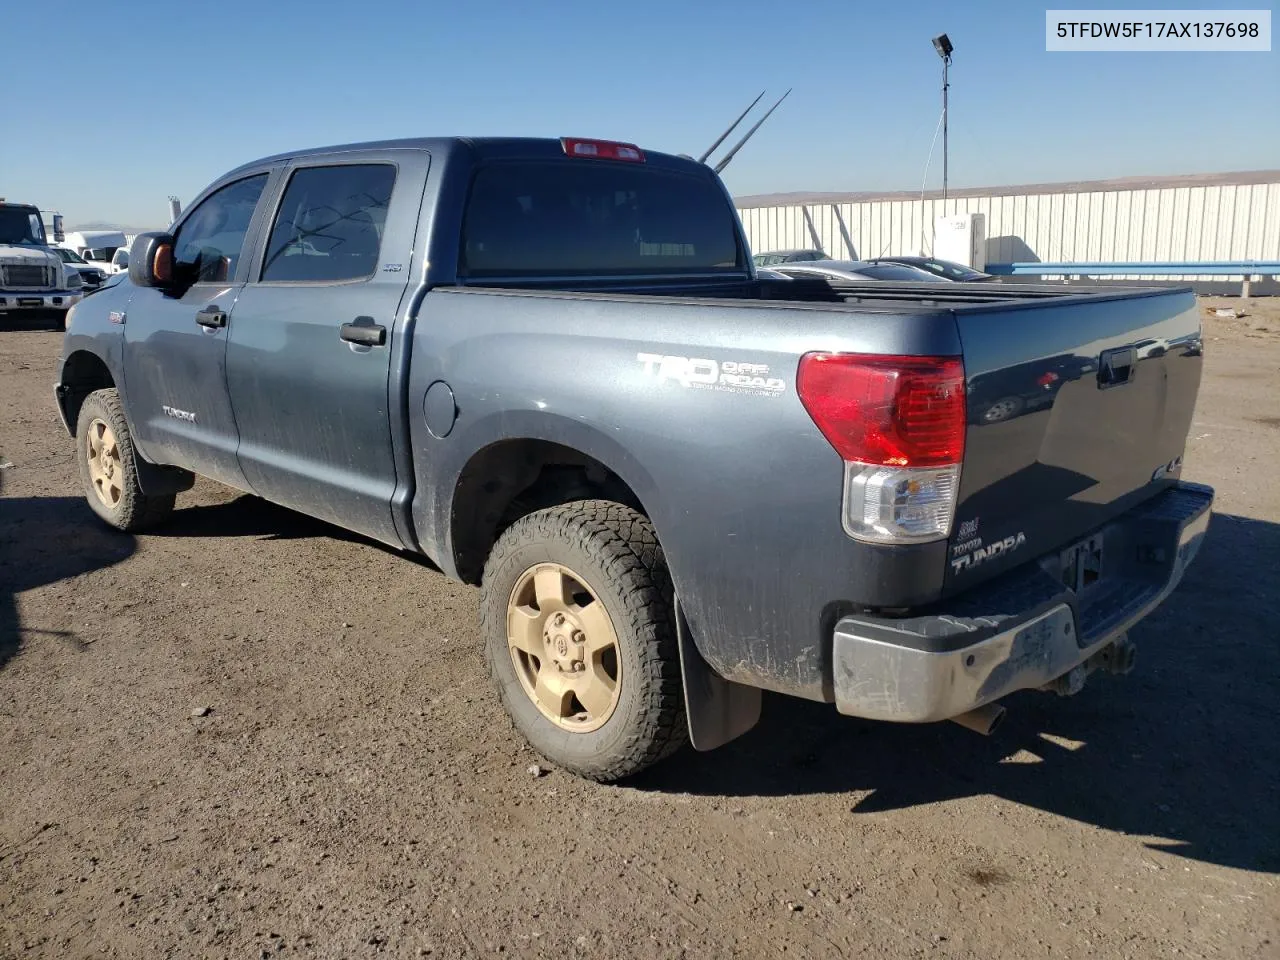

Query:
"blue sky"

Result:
[[4, 0, 1276, 226]]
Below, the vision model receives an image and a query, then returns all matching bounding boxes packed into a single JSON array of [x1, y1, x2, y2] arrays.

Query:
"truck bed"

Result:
[[404, 278, 1202, 701]]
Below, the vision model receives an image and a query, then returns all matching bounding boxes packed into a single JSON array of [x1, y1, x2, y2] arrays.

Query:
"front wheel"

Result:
[[479, 501, 687, 781], [75, 388, 175, 532]]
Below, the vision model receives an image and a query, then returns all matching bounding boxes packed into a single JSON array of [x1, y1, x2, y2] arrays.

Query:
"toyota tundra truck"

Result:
[[53, 136, 1213, 781]]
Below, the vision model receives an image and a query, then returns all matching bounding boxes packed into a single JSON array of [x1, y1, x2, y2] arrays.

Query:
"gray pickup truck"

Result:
[[54, 136, 1213, 781]]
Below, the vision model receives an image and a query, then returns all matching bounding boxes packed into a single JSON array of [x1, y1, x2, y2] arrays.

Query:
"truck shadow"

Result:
[[636, 512, 1280, 875], [147, 493, 367, 544], [0, 314, 65, 333], [0, 496, 136, 671], [146, 493, 441, 571]]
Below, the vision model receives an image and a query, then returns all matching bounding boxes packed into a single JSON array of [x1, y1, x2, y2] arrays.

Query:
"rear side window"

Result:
[[460, 161, 743, 278], [260, 164, 396, 283]]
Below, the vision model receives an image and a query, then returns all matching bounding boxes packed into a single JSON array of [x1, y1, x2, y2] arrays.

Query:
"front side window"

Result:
[[460, 161, 743, 278], [260, 164, 396, 283], [173, 174, 269, 284]]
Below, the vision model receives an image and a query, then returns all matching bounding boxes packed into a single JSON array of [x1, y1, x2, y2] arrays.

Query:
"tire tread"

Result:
[[479, 500, 687, 781], [77, 388, 176, 533]]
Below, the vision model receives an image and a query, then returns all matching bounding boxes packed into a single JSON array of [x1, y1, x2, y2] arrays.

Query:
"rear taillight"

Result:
[[797, 353, 966, 544], [560, 138, 646, 162]]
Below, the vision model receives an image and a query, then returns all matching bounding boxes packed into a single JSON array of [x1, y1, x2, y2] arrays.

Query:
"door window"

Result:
[[259, 164, 396, 283], [173, 174, 269, 284]]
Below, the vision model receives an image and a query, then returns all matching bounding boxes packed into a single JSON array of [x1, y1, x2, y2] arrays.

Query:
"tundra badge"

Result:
[[162, 405, 197, 423]]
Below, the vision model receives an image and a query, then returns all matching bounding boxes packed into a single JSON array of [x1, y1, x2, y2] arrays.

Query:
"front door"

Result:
[[122, 172, 272, 489], [225, 153, 428, 545]]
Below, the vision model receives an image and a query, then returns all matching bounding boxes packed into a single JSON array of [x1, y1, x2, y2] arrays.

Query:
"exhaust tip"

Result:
[[949, 702, 1006, 736]]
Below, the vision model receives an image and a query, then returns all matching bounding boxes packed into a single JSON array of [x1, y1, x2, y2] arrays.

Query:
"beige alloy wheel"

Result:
[[85, 417, 124, 509], [506, 562, 622, 733]]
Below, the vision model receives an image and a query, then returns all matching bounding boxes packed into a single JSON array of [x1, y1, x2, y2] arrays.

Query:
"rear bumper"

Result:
[[0, 290, 81, 313], [831, 481, 1214, 722]]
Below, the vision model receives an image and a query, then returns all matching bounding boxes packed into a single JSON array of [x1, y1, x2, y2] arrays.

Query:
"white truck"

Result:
[[0, 199, 82, 328], [59, 230, 130, 273]]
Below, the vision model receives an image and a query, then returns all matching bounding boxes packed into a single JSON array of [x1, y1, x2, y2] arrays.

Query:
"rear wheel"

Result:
[[76, 388, 175, 532], [479, 501, 687, 781]]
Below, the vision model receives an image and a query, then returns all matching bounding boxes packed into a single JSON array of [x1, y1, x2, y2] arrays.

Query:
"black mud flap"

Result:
[[675, 597, 762, 751], [135, 458, 196, 496]]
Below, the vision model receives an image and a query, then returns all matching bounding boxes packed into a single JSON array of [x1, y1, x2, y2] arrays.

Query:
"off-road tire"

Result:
[[76, 388, 175, 532], [479, 500, 688, 781]]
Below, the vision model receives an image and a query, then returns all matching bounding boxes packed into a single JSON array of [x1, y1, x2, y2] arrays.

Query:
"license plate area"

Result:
[[17, 298, 43, 307], [1061, 534, 1104, 593]]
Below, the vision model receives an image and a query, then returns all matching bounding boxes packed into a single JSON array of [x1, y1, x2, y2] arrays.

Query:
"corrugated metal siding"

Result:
[[736, 177, 1280, 281]]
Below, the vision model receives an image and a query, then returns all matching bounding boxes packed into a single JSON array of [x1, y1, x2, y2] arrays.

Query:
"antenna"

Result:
[[697, 90, 766, 165], [712, 88, 792, 175]]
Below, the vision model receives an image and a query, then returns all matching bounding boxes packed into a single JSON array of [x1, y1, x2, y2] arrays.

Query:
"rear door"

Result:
[[121, 171, 274, 488], [225, 151, 429, 546]]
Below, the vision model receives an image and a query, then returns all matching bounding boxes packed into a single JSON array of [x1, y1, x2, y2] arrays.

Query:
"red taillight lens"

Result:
[[560, 138, 646, 162], [797, 353, 966, 467]]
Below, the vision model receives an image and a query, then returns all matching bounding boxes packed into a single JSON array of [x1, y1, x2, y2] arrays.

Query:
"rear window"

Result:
[[459, 161, 743, 278]]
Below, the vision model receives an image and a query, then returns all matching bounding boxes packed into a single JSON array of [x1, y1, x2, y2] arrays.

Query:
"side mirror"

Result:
[[129, 232, 175, 288]]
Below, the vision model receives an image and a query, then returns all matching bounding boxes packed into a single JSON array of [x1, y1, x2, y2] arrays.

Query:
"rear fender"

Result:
[[435, 411, 764, 741]]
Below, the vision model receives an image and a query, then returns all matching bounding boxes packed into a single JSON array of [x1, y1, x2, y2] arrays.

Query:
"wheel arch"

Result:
[[447, 428, 658, 587], [56, 349, 116, 436], [442, 414, 763, 755], [57, 348, 194, 497]]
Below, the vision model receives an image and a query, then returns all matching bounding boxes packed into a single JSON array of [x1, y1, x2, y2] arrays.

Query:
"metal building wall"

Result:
[[736, 177, 1280, 281]]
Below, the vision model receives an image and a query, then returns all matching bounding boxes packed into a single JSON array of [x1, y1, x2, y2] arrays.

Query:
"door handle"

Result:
[[340, 317, 387, 347], [195, 305, 226, 329]]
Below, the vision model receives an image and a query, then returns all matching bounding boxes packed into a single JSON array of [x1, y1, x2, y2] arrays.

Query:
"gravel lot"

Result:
[[2, 297, 1278, 959]]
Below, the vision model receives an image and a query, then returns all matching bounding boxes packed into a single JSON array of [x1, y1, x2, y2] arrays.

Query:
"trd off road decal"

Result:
[[636, 353, 786, 398]]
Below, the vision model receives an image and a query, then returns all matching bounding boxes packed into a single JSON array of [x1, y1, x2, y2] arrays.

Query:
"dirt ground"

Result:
[[1, 296, 1278, 960]]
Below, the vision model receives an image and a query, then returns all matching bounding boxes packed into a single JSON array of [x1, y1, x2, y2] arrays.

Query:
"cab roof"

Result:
[[223, 136, 703, 180]]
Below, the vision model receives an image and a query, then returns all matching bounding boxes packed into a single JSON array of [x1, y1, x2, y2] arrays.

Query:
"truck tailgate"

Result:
[[947, 288, 1203, 592]]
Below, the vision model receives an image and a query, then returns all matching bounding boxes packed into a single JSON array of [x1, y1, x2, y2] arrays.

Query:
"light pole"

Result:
[[932, 33, 953, 203]]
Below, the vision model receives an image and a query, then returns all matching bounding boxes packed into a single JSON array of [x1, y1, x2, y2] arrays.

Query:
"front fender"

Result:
[[56, 281, 132, 430]]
